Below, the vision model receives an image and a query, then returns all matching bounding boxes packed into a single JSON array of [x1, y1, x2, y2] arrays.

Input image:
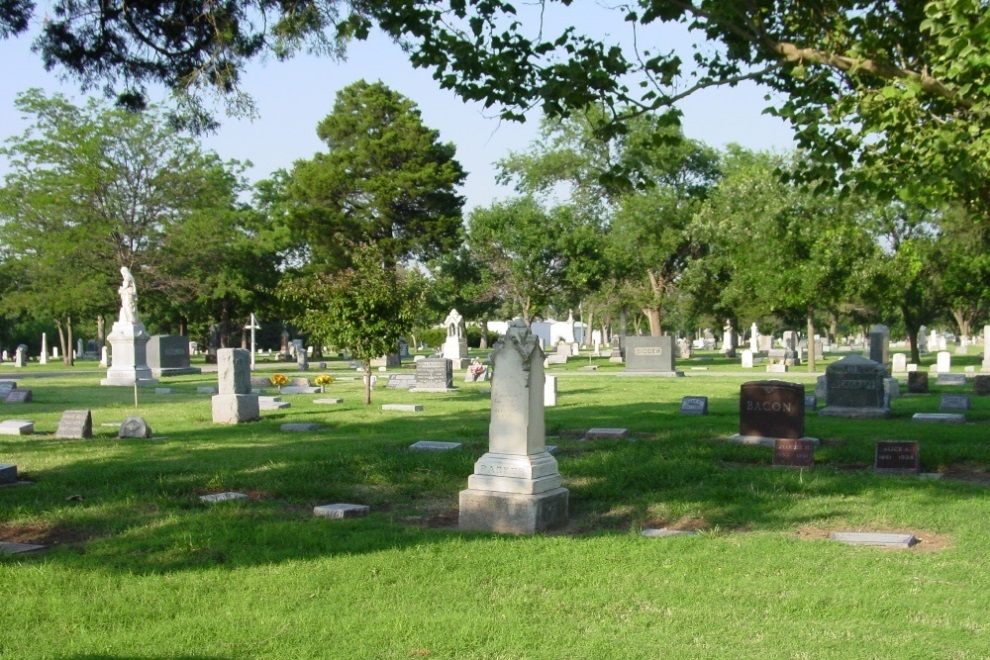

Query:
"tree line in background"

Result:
[[1, 81, 988, 370]]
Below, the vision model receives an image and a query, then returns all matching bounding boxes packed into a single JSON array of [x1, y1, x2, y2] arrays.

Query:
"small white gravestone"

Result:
[[741, 349, 754, 368], [936, 351, 951, 373], [892, 353, 907, 373], [544, 374, 557, 407], [13, 345, 26, 368], [459, 318, 568, 534], [39, 333, 47, 365], [212, 348, 259, 424], [0, 420, 34, 435], [100, 346, 108, 367]]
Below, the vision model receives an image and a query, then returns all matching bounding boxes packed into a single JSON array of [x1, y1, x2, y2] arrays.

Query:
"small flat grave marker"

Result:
[[409, 440, 462, 451], [314, 398, 343, 405], [579, 365, 598, 371], [875, 441, 920, 473], [912, 412, 965, 424], [936, 373, 967, 386], [829, 532, 917, 548], [939, 394, 971, 412], [585, 428, 628, 440], [153, 387, 173, 395], [199, 492, 248, 503], [0, 463, 17, 485], [679, 396, 708, 416], [804, 394, 817, 410], [313, 503, 370, 519], [0, 542, 46, 554], [55, 410, 93, 439], [197, 386, 218, 394], [641, 528, 696, 538], [0, 419, 33, 435], [773, 439, 816, 468], [259, 396, 290, 410], [382, 404, 424, 412], [4, 389, 32, 403], [280, 423, 320, 432], [279, 386, 321, 394]]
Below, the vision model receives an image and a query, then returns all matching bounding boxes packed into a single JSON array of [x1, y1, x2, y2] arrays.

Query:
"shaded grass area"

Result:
[[1, 370, 990, 658]]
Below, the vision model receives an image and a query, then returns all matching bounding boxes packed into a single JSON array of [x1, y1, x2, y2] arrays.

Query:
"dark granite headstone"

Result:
[[939, 394, 971, 412], [773, 439, 816, 467], [824, 354, 886, 408], [5, 389, 32, 403], [414, 357, 454, 390], [146, 335, 201, 376], [739, 380, 805, 439], [55, 410, 93, 439], [804, 394, 817, 410], [0, 463, 16, 485], [679, 396, 708, 416], [907, 371, 929, 394], [975, 375, 990, 396], [875, 441, 920, 473], [624, 336, 681, 374]]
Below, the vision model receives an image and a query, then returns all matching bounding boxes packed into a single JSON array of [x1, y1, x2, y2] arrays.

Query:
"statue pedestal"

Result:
[[101, 321, 158, 387]]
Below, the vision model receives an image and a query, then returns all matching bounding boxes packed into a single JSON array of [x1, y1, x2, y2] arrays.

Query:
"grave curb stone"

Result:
[[912, 413, 966, 424]]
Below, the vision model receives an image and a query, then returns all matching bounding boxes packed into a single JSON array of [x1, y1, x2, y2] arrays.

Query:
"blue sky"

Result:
[[0, 9, 796, 212]]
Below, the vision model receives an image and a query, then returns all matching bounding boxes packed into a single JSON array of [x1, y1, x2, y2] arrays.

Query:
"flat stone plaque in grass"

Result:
[[259, 397, 290, 410], [409, 440, 462, 451], [0, 542, 46, 554], [829, 532, 917, 548], [939, 394, 971, 412], [197, 386, 218, 394], [936, 373, 967, 386], [382, 404, 424, 412], [313, 503, 370, 519], [279, 386, 321, 394], [679, 396, 708, 416], [314, 398, 343, 404], [0, 419, 34, 435], [641, 528, 696, 538], [912, 413, 965, 423], [199, 492, 248, 503], [584, 428, 628, 440], [55, 410, 93, 439], [154, 388, 173, 394], [773, 439, 816, 468], [4, 389, 32, 403], [280, 423, 320, 432], [875, 441, 920, 473]]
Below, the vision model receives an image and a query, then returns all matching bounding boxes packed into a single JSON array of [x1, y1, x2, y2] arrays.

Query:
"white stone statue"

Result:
[[118, 266, 139, 324]]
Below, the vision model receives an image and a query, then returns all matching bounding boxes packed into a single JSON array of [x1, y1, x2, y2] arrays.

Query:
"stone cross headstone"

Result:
[[55, 410, 93, 439], [212, 348, 259, 424], [737, 380, 806, 440], [459, 318, 568, 534], [820, 354, 890, 419], [936, 351, 951, 373]]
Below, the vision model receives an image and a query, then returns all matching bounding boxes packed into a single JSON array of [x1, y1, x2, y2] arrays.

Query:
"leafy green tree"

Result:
[[286, 80, 466, 270], [425, 247, 502, 349], [276, 245, 423, 405]]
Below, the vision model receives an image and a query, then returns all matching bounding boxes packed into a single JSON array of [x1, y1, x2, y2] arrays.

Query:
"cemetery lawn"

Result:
[[3, 368, 990, 658]]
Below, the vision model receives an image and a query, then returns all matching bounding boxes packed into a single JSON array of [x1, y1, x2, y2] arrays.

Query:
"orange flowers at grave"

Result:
[[270, 373, 289, 392]]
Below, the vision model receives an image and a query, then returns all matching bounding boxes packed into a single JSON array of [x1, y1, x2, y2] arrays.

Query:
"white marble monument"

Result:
[[459, 318, 568, 534], [101, 267, 157, 386], [442, 308, 470, 369]]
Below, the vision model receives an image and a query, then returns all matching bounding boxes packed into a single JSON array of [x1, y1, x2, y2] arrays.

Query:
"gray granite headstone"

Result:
[[4, 389, 32, 403], [829, 532, 917, 548], [623, 336, 682, 375], [585, 428, 628, 440], [939, 394, 971, 412], [119, 416, 152, 438], [313, 503, 369, 519], [386, 374, 418, 390], [820, 354, 890, 419], [200, 492, 248, 503], [146, 335, 201, 376], [0, 463, 17, 485], [413, 357, 455, 391], [0, 381, 15, 398], [55, 410, 93, 439]]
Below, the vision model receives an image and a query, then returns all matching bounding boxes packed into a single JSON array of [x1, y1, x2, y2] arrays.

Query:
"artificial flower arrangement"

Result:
[[270, 373, 289, 392], [314, 374, 334, 392]]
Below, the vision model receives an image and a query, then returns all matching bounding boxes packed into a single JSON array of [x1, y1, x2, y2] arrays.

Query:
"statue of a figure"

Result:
[[118, 266, 139, 324]]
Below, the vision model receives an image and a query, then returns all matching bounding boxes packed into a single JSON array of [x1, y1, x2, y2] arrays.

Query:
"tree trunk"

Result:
[[97, 315, 106, 348], [642, 307, 661, 337], [950, 308, 971, 341], [56, 319, 68, 366], [902, 304, 921, 364], [65, 316, 74, 367], [806, 306, 816, 373], [479, 319, 489, 349], [363, 362, 372, 406]]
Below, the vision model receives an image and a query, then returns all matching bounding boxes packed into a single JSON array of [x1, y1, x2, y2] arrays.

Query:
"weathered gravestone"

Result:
[[623, 336, 683, 376], [4, 389, 32, 404], [741, 350, 754, 368], [146, 335, 201, 377], [0, 463, 18, 485], [13, 345, 26, 367], [459, 318, 568, 534], [868, 324, 890, 372], [907, 371, 929, 394], [804, 394, 817, 410], [936, 373, 967, 386], [119, 416, 152, 439], [680, 396, 708, 416], [731, 381, 808, 445], [0, 381, 15, 398], [412, 357, 455, 392], [55, 410, 93, 439], [819, 354, 890, 419], [892, 353, 908, 373], [385, 374, 418, 390], [875, 441, 920, 474], [974, 375, 990, 396], [939, 394, 971, 412], [212, 348, 259, 424], [773, 439, 816, 468]]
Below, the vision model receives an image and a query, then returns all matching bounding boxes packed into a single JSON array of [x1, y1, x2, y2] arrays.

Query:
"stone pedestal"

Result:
[[211, 348, 259, 423], [101, 321, 158, 386], [211, 394, 260, 424], [459, 488, 569, 535]]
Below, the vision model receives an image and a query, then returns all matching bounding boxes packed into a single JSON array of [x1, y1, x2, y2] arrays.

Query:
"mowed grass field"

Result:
[[1, 353, 990, 659]]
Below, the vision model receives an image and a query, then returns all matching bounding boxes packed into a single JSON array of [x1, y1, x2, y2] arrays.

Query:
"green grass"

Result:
[[2, 364, 990, 658]]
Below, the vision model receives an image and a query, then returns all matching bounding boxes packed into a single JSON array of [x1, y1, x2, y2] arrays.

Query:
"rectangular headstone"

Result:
[[804, 394, 817, 410], [4, 389, 32, 403], [939, 394, 971, 412], [414, 357, 455, 390], [386, 374, 417, 389], [544, 374, 557, 407], [382, 404, 423, 412], [146, 335, 200, 376], [679, 396, 708, 416], [773, 439, 816, 468], [936, 351, 951, 373], [313, 503, 370, 519], [829, 532, 917, 548], [823, 354, 887, 410], [936, 373, 967, 386], [0, 463, 17, 485], [0, 381, 15, 398], [623, 336, 680, 374], [409, 441, 462, 451], [738, 381, 805, 439], [55, 410, 93, 439], [217, 348, 252, 395], [875, 441, 920, 473], [907, 371, 929, 393], [892, 353, 907, 373], [912, 413, 965, 423]]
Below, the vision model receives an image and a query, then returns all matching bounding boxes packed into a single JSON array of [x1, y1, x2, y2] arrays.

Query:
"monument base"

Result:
[[725, 434, 820, 448], [459, 487, 569, 535], [100, 370, 158, 387], [819, 406, 891, 419], [152, 367, 203, 377], [409, 387, 458, 393], [211, 394, 260, 424], [623, 370, 684, 377]]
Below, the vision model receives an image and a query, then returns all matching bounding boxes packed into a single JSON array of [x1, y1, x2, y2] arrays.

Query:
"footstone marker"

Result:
[[820, 354, 890, 419], [0, 420, 33, 435], [212, 348, 259, 424], [940, 394, 971, 412], [936, 373, 967, 386], [313, 503, 369, 519], [875, 441, 920, 473], [623, 336, 683, 375], [829, 532, 917, 548], [314, 398, 343, 404], [259, 397, 290, 410], [907, 372, 929, 394], [119, 416, 152, 439], [382, 404, 423, 412], [736, 381, 805, 441], [585, 428, 628, 440], [0, 542, 46, 554], [773, 439, 816, 468], [281, 423, 319, 432], [199, 492, 248, 503], [55, 410, 93, 439], [912, 413, 965, 423], [459, 318, 568, 534], [410, 441, 462, 451], [4, 389, 32, 403], [680, 396, 708, 416]]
